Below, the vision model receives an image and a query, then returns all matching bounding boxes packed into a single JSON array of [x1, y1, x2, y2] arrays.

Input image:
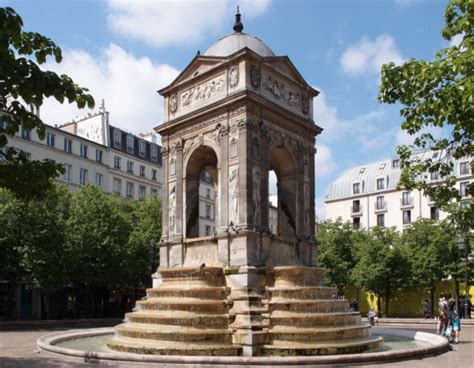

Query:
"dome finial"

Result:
[[233, 6, 243, 33]]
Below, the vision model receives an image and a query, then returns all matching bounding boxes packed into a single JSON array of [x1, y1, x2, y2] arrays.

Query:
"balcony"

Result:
[[374, 202, 387, 213], [400, 197, 414, 209], [351, 204, 363, 217]]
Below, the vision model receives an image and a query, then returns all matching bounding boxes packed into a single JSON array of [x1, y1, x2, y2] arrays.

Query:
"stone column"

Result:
[[174, 140, 184, 241], [238, 118, 251, 228]]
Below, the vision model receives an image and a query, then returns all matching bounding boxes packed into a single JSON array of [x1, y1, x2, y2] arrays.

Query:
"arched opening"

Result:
[[185, 146, 218, 239], [268, 146, 297, 238]]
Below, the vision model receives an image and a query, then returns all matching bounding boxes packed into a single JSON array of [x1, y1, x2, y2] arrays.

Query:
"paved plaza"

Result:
[[0, 322, 472, 368]]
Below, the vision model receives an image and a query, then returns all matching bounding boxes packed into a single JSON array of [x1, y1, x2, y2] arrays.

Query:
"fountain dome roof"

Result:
[[204, 7, 275, 58]]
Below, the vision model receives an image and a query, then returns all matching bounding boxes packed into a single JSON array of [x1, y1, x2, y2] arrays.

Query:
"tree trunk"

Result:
[[385, 285, 390, 318], [40, 291, 47, 320], [377, 295, 382, 318], [6, 280, 16, 320], [430, 287, 435, 316], [454, 277, 460, 313]]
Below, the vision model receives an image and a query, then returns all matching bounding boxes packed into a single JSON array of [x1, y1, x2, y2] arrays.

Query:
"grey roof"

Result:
[[325, 149, 464, 201], [204, 33, 275, 57]]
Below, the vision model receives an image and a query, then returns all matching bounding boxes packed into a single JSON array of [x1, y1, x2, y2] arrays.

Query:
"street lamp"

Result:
[[457, 236, 469, 318]]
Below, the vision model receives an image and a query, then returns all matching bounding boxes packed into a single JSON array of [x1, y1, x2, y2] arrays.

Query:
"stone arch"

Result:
[[268, 144, 298, 238], [184, 144, 219, 239]]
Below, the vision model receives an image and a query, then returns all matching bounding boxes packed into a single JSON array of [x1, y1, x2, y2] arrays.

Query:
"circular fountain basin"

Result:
[[37, 327, 449, 365]]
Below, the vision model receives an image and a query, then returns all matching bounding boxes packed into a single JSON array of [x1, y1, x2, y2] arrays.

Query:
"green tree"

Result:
[[317, 219, 356, 293], [65, 185, 131, 316], [379, 0, 473, 209], [401, 219, 455, 313], [352, 227, 409, 317], [0, 188, 25, 318], [0, 7, 94, 199], [126, 195, 162, 289]]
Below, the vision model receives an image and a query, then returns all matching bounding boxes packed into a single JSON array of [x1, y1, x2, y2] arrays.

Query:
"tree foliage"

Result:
[[379, 0, 473, 209], [317, 219, 356, 293], [0, 6, 94, 199], [351, 227, 410, 316]]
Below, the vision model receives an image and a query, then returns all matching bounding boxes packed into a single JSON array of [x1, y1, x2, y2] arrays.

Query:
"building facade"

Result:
[[1, 106, 163, 200], [325, 150, 472, 231]]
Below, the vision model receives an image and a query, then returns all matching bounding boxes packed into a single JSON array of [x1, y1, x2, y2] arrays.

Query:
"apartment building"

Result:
[[325, 150, 472, 231], [1, 106, 163, 199]]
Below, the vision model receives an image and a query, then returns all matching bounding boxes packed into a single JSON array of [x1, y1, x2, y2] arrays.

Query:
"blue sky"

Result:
[[5, 0, 451, 218]]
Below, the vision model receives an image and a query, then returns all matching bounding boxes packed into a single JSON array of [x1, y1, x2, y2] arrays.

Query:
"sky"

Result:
[[4, 0, 453, 219]]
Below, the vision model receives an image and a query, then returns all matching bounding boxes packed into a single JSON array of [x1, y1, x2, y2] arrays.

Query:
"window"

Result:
[[460, 201, 469, 209], [114, 156, 121, 169], [152, 169, 157, 181], [126, 182, 134, 198], [205, 225, 211, 236], [460, 181, 469, 197], [377, 214, 385, 227], [64, 138, 72, 153], [376, 178, 384, 190], [359, 167, 366, 174], [353, 217, 360, 230], [113, 178, 122, 195], [138, 185, 146, 199], [96, 149, 103, 163], [21, 127, 30, 140], [460, 162, 470, 175], [379, 163, 386, 170], [113, 129, 121, 148], [139, 140, 146, 158], [430, 207, 440, 220], [95, 173, 103, 188], [430, 171, 440, 180], [353, 182, 360, 194], [376, 196, 385, 210], [126, 135, 134, 153], [403, 210, 411, 224], [46, 133, 55, 147], [79, 168, 88, 185], [392, 159, 400, 168], [140, 165, 145, 177], [352, 200, 361, 213], [127, 160, 134, 173], [402, 191, 412, 206], [80, 144, 88, 158], [63, 164, 72, 182], [205, 204, 211, 219], [151, 188, 158, 196], [151, 145, 158, 161], [206, 188, 211, 198]]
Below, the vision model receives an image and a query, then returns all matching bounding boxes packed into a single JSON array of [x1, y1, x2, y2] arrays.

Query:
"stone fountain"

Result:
[[106, 9, 382, 357]]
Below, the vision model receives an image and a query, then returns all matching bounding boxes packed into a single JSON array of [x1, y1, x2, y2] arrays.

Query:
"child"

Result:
[[444, 318, 453, 343], [452, 312, 461, 343], [437, 307, 446, 334]]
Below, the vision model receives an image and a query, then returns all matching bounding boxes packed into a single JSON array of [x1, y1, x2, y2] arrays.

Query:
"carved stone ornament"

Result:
[[169, 94, 178, 113], [238, 119, 253, 131], [263, 75, 301, 109], [250, 64, 261, 89], [302, 95, 309, 115], [181, 76, 225, 107], [228, 65, 239, 89]]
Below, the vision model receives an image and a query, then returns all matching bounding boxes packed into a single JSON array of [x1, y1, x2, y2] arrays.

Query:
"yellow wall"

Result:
[[344, 282, 474, 317]]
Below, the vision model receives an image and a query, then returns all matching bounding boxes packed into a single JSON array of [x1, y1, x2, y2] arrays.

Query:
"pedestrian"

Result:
[[467, 295, 472, 319], [422, 299, 431, 319], [437, 306, 446, 334], [354, 299, 359, 312], [452, 310, 461, 344]]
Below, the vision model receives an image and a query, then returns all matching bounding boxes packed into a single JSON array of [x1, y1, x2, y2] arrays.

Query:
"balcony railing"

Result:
[[351, 204, 362, 216], [374, 202, 387, 212]]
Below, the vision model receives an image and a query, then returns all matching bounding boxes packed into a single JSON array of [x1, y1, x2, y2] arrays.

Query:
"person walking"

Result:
[[422, 299, 431, 319]]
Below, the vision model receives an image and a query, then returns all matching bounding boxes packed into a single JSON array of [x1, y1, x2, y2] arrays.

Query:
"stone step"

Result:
[[136, 298, 229, 313], [269, 324, 370, 343], [262, 335, 383, 356], [115, 323, 233, 343], [268, 286, 337, 299], [125, 311, 230, 327], [272, 266, 326, 287], [105, 337, 241, 356], [146, 286, 230, 300], [159, 267, 226, 288], [269, 311, 361, 327], [269, 299, 349, 313]]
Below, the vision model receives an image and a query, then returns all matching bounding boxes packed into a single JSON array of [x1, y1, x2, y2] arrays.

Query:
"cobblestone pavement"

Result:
[[0, 324, 472, 367]]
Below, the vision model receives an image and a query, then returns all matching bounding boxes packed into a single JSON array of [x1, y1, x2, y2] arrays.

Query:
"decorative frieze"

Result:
[[250, 64, 261, 89], [168, 113, 227, 141], [263, 74, 301, 109], [181, 75, 225, 108]]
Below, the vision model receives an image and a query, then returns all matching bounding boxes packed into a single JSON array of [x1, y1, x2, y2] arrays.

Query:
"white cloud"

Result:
[[450, 33, 464, 47], [268, 170, 277, 196], [340, 35, 403, 76], [315, 144, 336, 178], [315, 200, 326, 221], [106, 0, 271, 48], [40, 44, 180, 136], [313, 89, 338, 140]]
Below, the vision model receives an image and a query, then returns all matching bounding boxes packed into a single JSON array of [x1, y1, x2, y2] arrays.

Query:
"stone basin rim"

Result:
[[37, 327, 449, 365]]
